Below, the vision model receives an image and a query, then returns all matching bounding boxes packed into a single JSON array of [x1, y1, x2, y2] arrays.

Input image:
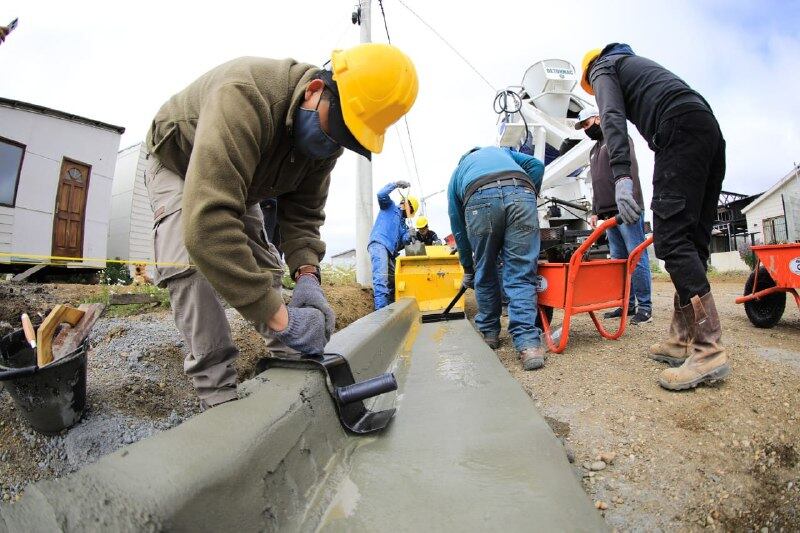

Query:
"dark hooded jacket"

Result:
[[589, 43, 711, 180]]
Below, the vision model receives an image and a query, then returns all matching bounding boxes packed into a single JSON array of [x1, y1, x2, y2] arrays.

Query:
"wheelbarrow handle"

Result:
[[0, 365, 38, 381]]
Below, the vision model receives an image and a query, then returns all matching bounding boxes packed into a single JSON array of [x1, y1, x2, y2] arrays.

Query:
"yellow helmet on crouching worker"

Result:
[[331, 43, 419, 154], [580, 48, 602, 95], [415, 215, 428, 229]]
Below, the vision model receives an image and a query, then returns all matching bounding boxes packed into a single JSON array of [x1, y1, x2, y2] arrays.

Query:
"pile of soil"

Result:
[[0, 281, 374, 500], [489, 280, 800, 531]]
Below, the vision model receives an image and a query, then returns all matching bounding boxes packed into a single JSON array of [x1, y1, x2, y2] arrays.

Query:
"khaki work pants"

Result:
[[145, 154, 286, 406]]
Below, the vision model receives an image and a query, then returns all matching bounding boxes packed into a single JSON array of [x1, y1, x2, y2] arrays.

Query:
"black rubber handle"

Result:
[[0, 365, 37, 381], [442, 285, 468, 315], [336, 373, 398, 404]]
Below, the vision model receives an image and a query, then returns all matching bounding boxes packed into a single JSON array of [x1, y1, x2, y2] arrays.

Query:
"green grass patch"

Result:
[[82, 284, 171, 317]]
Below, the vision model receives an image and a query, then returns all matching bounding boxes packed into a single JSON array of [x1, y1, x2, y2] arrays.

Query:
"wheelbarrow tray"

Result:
[[538, 259, 627, 309], [750, 243, 800, 288]]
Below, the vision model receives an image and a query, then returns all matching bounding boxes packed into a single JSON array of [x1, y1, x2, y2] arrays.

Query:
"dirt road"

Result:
[[494, 280, 800, 531]]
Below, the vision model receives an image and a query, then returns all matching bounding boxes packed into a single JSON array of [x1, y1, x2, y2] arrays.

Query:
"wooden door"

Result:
[[52, 159, 91, 259]]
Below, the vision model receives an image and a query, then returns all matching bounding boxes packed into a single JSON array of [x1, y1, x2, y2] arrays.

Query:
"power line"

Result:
[[395, 0, 496, 93], [377, 0, 392, 43], [377, 0, 425, 200]]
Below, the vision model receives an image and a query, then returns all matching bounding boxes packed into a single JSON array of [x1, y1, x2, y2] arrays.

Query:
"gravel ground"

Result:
[[0, 281, 374, 501], [487, 279, 800, 532]]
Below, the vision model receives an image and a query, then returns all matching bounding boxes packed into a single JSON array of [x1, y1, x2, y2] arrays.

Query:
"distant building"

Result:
[[330, 248, 356, 268], [0, 98, 124, 269], [108, 143, 154, 276], [711, 191, 761, 253], [741, 165, 800, 244]]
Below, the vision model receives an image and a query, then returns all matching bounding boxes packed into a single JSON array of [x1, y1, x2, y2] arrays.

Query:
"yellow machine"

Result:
[[394, 245, 466, 312]]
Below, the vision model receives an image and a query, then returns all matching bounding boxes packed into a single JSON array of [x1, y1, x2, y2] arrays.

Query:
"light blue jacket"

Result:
[[369, 182, 412, 254], [447, 147, 544, 269]]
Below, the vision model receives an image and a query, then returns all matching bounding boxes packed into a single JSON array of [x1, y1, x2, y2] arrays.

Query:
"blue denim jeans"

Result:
[[465, 185, 541, 350], [606, 214, 652, 313], [368, 242, 395, 310]]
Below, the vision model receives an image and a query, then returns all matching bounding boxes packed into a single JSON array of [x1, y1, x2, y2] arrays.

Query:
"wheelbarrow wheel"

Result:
[[743, 268, 786, 328]]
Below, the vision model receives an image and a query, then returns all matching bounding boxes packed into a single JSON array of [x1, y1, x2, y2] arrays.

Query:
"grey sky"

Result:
[[2, 0, 798, 256]]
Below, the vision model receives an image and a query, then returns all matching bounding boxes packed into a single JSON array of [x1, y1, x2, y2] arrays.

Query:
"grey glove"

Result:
[[289, 276, 335, 339], [462, 271, 474, 289], [273, 307, 328, 355], [395, 180, 411, 189], [614, 177, 642, 225]]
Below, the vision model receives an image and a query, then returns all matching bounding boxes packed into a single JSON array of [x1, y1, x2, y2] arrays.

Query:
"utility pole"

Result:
[[354, 0, 373, 287]]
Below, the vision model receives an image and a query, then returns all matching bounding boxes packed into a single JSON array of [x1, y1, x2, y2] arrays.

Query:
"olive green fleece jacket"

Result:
[[146, 57, 342, 326]]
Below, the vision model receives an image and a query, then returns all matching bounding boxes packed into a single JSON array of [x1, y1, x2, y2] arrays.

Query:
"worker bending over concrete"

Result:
[[145, 44, 418, 408], [368, 181, 419, 310], [414, 216, 441, 245], [447, 146, 545, 370], [581, 43, 729, 390], [575, 107, 653, 325]]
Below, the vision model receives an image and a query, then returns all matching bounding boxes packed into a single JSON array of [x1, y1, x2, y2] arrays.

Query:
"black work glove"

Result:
[[614, 177, 642, 225], [289, 276, 335, 340], [273, 307, 328, 355]]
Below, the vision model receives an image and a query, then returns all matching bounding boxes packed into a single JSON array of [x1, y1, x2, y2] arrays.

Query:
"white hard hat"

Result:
[[574, 107, 599, 129]]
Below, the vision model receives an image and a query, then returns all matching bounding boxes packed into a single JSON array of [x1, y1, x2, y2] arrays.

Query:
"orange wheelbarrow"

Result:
[[537, 216, 654, 353], [734, 243, 800, 328]]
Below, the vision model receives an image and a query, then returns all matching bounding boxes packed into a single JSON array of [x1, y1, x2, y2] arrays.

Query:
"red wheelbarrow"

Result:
[[537, 216, 654, 353], [735, 243, 800, 328]]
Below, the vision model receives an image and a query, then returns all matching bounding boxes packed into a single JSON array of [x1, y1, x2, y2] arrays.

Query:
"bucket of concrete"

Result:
[[0, 329, 88, 434]]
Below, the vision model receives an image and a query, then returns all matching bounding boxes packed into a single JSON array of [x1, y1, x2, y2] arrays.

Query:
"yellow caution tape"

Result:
[[0, 252, 286, 273]]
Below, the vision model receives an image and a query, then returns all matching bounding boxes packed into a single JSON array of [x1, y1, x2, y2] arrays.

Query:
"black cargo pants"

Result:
[[650, 110, 725, 306]]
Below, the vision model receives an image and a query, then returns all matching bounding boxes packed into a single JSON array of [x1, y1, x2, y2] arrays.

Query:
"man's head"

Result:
[[574, 107, 602, 141], [415, 215, 429, 235], [295, 43, 419, 161], [399, 196, 419, 218], [580, 48, 602, 95]]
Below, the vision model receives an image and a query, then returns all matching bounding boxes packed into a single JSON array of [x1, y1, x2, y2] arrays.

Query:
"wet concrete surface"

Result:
[[317, 318, 607, 532]]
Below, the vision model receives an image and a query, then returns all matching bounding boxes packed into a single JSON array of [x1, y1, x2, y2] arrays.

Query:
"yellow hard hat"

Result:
[[331, 43, 419, 154], [402, 195, 420, 215], [415, 215, 428, 229], [580, 48, 602, 95]]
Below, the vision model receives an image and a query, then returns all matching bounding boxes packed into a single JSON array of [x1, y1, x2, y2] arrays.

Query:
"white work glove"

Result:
[[273, 307, 328, 355], [395, 180, 411, 189], [289, 275, 335, 340], [614, 177, 642, 225]]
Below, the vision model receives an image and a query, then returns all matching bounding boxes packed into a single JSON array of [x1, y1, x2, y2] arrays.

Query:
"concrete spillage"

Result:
[[0, 299, 605, 532]]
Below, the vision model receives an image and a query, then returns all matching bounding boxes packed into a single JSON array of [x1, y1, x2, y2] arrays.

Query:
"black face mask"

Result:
[[585, 123, 603, 141]]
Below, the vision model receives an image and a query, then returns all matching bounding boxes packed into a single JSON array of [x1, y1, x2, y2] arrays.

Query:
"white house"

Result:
[[0, 98, 124, 269], [108, 142, 155, 276], [329, 248, 356, 268], [741, 165, 800, 244]]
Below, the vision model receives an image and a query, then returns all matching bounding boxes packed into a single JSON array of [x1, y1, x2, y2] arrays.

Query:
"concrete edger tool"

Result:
[[256, 352, 398, 435]]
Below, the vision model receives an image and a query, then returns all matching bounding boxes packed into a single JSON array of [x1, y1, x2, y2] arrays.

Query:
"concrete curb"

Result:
[[0, 300, 419, 532]]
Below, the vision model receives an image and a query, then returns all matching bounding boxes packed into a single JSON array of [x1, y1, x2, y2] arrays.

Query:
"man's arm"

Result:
[[181, 82, 282, 326], [447, 174, 473, 270], [591, 66, 632, 180], [278, 157, 336, 274], [508, 150, 544, 192], [376, 182, 398, 210]]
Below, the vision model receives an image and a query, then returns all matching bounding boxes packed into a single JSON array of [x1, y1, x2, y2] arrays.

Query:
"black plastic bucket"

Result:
[[0, 329, 88, 434]]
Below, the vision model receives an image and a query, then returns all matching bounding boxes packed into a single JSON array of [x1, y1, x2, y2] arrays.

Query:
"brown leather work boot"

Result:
[[648, 293, 693, 367], [659, 292, 731, 391], [520, 346, 546, 371]]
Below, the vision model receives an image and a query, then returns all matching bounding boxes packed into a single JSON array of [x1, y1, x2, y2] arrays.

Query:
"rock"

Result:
[[590, 461, 607, 471], [594, 500, 608, 510], [583, 461, 594, 470], [2, 493, 9, 502], [565, 446, 576, 464], [599, 451, 617, 464]]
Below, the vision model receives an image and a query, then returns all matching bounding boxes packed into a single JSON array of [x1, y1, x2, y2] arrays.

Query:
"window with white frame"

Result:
[[762, 216, 787, 244], [0, 137, 25, 206]]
